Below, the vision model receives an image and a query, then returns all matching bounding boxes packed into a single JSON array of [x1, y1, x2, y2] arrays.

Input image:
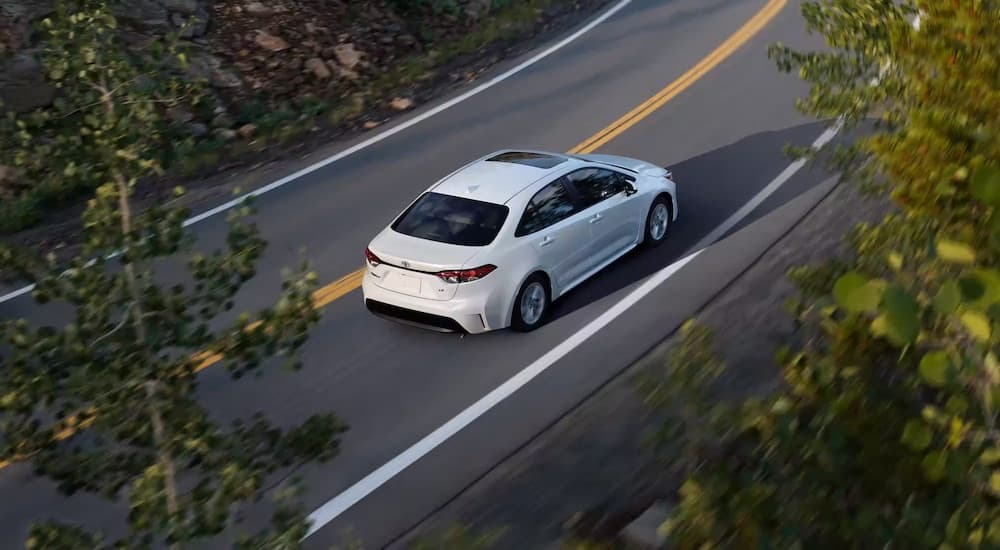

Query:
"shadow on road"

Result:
[[549, 120, 839, 321]]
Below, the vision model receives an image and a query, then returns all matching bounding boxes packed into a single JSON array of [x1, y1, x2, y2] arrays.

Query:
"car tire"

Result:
[[511, 273, 551, 332], [642, 195, 672, 247]]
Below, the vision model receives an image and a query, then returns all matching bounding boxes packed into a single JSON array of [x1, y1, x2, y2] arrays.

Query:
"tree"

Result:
[[0, 1, 345, 547], [664, 1, 1000, 548]]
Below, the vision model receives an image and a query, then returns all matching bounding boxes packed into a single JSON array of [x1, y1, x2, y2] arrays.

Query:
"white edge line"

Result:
[[304, 250, 702, 537], [303, 118, 846, 537], [0, 0, 635, 306]]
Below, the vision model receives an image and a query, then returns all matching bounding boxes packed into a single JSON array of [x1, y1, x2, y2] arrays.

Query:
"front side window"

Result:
[[392, 192, 509, 246], [516, 179, 577, 236], [565, 168, 628, 209]]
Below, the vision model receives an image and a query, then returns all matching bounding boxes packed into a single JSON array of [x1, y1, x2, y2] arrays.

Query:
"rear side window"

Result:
[[516, 179, 577, 237], [392, 192, 509, 246]]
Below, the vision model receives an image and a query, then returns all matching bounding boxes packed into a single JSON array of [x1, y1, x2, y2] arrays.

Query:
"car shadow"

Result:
[[547, 120, 858, 322]]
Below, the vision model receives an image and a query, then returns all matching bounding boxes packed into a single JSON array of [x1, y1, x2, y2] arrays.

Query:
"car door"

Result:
[[564, 167, 643, 266], [516, 178, 593, 292]]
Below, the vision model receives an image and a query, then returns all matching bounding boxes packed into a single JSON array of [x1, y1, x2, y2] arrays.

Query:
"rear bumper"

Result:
[[361, 271, 493, 334]]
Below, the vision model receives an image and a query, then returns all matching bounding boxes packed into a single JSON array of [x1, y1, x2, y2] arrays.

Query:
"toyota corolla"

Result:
[[362, 150, 678, 333]]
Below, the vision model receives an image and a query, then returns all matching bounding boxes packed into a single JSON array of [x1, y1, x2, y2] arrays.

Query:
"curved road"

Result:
[[0, 0, 843, 547]]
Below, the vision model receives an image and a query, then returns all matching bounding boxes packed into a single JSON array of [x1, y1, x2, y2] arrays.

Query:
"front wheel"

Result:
[[511, 273, 551, 332], [642, 195, 672, 247]]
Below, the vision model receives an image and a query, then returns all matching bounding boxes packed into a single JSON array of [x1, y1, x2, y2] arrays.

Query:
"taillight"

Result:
[[364, 247, 381, 267], [437, 264, 497, 284]]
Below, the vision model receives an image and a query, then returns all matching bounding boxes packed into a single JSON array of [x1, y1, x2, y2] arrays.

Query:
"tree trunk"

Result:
[[114, 167, 183, 549]]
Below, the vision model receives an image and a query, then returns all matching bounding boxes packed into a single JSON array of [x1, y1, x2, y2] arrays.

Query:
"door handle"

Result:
[[540, 235, 555, 246], [589, 214, 603, 224]]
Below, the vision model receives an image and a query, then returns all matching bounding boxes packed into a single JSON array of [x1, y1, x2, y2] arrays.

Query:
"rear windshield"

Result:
[[392, 192, 509, 246]]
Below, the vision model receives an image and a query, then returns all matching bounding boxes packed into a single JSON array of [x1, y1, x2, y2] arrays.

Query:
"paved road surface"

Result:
[[0, 0, 845, 547]]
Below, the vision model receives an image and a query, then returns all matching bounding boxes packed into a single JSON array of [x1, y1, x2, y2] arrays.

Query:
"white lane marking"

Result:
[[303, 120, 845, 537], [0, 0, 635, 306]]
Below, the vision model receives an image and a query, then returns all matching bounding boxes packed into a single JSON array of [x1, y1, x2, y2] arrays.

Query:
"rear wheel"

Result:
[[511, 273, 550, 332], [643, 195, 672, 247]]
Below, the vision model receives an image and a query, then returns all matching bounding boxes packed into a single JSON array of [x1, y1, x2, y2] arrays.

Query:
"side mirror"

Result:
[[623, 182, 638, 196]]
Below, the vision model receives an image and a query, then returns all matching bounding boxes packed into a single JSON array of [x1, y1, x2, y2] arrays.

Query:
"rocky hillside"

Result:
[[1, 0, 492, 113], [0, 0, 603, 238]]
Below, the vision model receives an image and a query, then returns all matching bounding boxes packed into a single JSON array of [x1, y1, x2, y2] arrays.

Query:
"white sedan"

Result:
[[362, 150, 678, 333]]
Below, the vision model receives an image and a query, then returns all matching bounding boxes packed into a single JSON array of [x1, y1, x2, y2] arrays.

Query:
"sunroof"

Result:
[[486, 151, 567, 169]]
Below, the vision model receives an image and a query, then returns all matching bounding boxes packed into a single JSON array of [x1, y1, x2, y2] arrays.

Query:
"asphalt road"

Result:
[[0, 0, 844, 547]]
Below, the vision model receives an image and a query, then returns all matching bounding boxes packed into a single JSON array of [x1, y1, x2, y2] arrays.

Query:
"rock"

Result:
[[211, 112, 234, 128], [160, 0, 199, 15], [210, 69, 242, 88], [333, 43, 362, 69], [363, 120, 380, 129], [0, 164, 24, 198], [166, 106, 194, 124], [305, 22, 327, 34], [335, 65, 359, 81], [112, 0, 169, 31], [237, 123, 258, 139], [190, 8, 210, 37], [0, 52, 56, 113], [304, 58, 332, 79], [214, 128, 238, 141], [378, 35, 393, 45], [465, 0, 492, 20], [390, 97, 413, 111], [0, 164, 18, 183], [254, 30, 289, 52], [187, 122, 210, 137], [243, 2, 273, 17], [0, 0, 56, 22]]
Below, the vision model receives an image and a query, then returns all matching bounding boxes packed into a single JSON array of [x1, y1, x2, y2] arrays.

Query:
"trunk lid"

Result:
[[367, 229, 484, 301]]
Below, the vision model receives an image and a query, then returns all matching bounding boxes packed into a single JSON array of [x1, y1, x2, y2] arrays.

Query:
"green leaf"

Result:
[[833, 272, 883, 313], [880, 285, 920, 345], [950, 270, 1000, 313], [959, 275, 986, 302], [989, 519, 1000, 545], [970, 166, 1000, 207], [945, 395, 969, 415], [934, 281, 962, 315], [919, 351, 950, 387], [961, 311, 991, 341], [922, 451, 948, 482], [990, 472, 1000, 496], [887, 251, 903, 271], [936, 239, 977, 264], [901, 419, 933, 450], [980, 448, 1000, 466]]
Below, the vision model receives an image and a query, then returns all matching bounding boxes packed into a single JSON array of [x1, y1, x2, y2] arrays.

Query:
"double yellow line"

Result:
[[0, 0, 785, 471]]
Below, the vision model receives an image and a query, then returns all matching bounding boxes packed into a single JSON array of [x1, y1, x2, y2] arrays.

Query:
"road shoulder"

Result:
[[391, 176, 890, 548]]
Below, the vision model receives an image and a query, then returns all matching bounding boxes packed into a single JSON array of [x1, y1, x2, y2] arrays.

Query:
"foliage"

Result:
[[0, 0, 210, 234], [634, 320, 732, 476], [0, 1, 344, 547], [664, 0, 1000, 548]]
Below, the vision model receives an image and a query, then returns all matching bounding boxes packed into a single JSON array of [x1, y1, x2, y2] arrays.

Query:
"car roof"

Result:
[[429, 149, 585, 205]]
